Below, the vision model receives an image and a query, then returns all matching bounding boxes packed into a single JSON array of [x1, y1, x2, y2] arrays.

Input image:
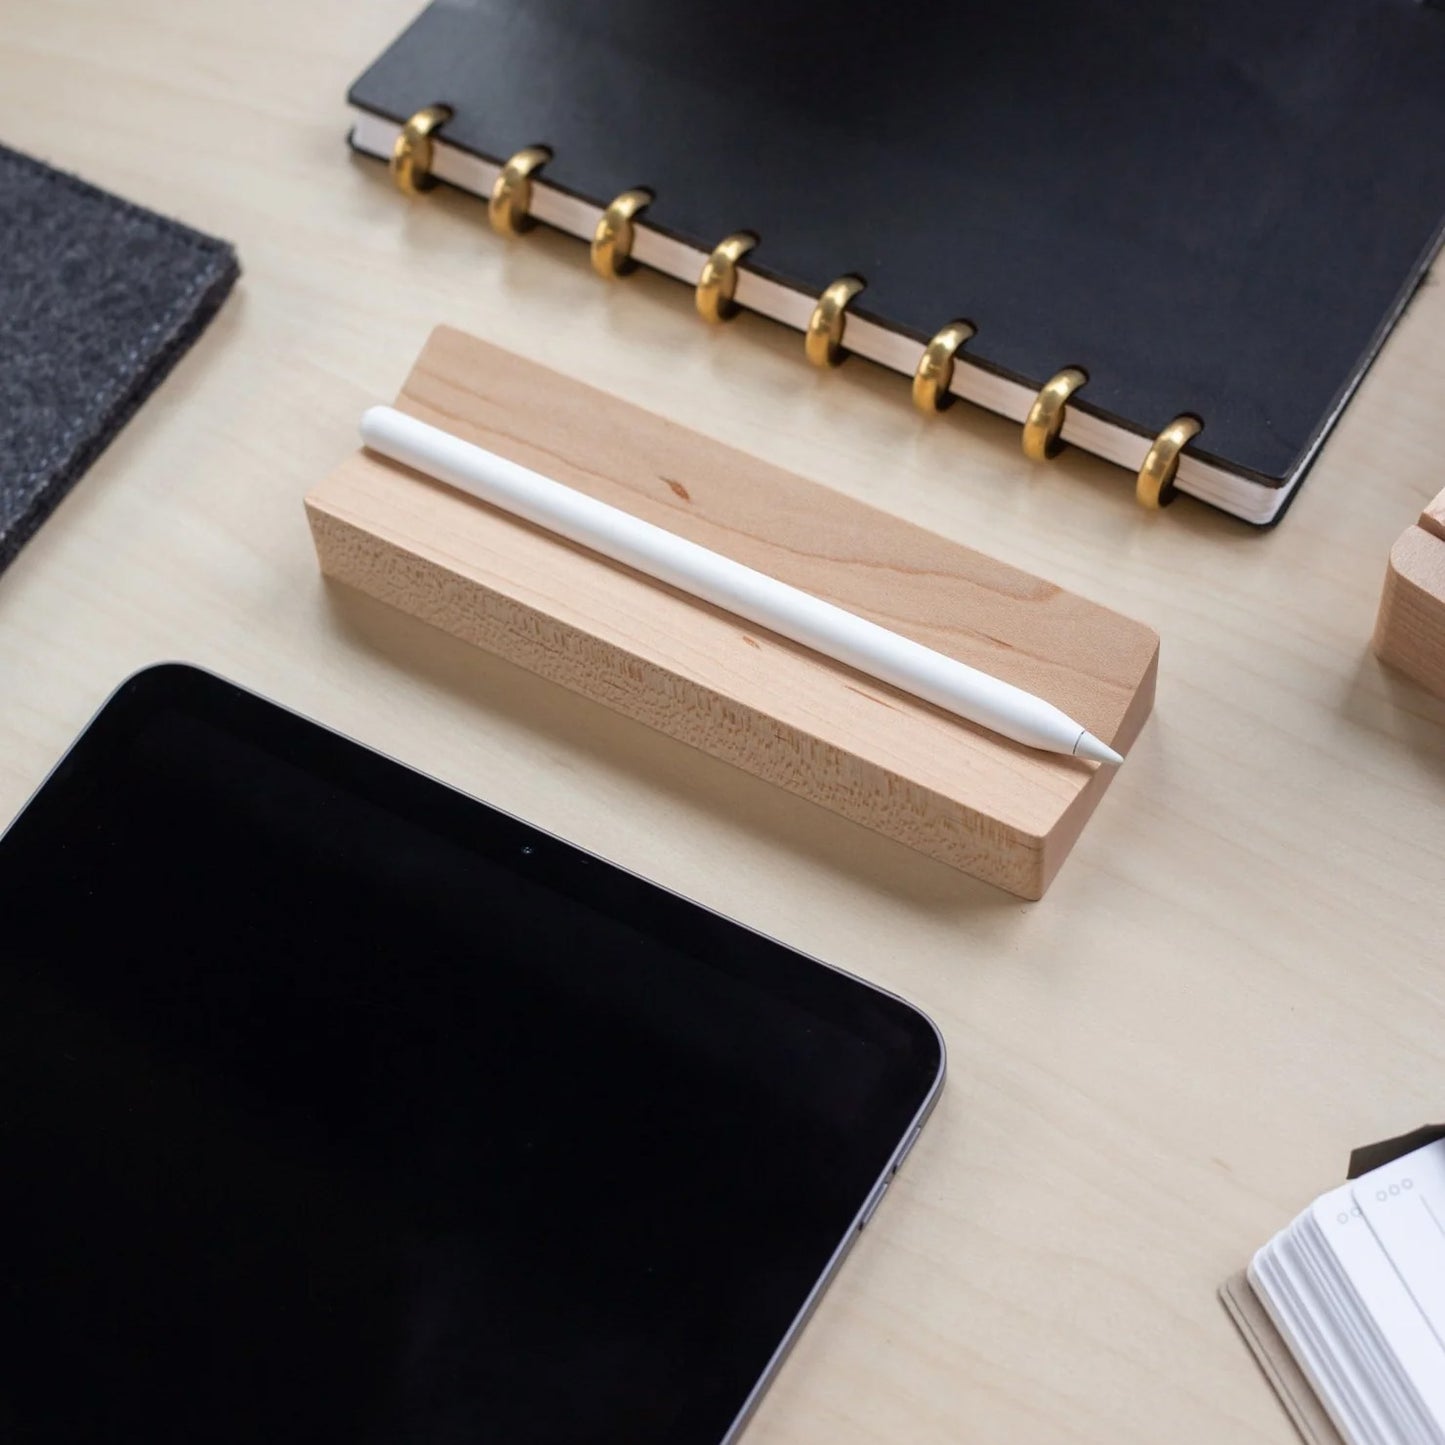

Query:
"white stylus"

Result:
[[360, 406, 1124, 765]]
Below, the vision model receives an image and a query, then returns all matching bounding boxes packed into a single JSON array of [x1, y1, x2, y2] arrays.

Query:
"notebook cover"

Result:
[[0, 145, 239, 574], [349, 0, 1445, 497], [1220, 1272, 1346, 1445]]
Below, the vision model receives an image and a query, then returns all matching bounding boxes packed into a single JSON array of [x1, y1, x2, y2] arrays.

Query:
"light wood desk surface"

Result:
[[3, 5, 1443, 1440]]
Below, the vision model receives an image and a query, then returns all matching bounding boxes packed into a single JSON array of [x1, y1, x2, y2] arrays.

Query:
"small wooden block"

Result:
[[1374, 487, 1445, 700], [305, 327, 1158, 899]]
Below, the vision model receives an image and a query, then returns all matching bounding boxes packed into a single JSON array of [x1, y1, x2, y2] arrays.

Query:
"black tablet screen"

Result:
[[0, 666, 942, 1445]]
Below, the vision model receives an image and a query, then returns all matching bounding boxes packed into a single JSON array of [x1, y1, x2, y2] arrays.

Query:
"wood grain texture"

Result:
[[308, 328, 1158, 897], [1374, 493, 1445, 699], [1, 5, 1444, 1443]]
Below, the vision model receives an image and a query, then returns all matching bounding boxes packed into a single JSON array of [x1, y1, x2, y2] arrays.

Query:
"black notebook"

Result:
[[348, 1, 1445, 525]]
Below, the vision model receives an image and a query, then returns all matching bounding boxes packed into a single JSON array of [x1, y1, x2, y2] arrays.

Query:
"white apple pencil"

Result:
[[359, 406, 1123, 765]]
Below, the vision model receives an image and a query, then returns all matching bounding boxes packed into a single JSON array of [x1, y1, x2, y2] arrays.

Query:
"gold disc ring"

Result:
[[804, 276, 866, 367], [390, 104, 453, 196], [488, 146, 552, 235], [1136, 416, 1202, 508], [1022, 368, 1088, 460], [911, 321, 975, 412], [591, 189, 653, 278], [695, 232, 757, 322]]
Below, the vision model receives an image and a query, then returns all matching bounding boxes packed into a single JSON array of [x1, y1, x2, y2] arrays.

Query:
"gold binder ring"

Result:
[[390, 104, 453, 196], [591, 189, 653, 278], [488, 145, 552, 236], [1136, 415, 1202, 509], [805, 276, 866, 367], [911, 321, 975, 413], [695, 232, 758, 323], [1022, 367, 1089, 460]]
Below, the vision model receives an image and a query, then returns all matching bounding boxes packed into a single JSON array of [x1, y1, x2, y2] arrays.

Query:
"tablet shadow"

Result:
[[319, 581, 1018, 918]]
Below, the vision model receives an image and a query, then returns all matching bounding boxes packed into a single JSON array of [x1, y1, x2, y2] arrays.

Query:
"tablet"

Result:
[[0, 665, 943, 1445]]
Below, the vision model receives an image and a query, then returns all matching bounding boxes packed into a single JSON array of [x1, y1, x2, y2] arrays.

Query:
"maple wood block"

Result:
[[305, 327, 1158, 898], [1374, 487, 1445, 701]]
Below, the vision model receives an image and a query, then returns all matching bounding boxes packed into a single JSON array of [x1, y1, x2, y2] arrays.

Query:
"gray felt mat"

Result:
[[0, 144, 239, 573]]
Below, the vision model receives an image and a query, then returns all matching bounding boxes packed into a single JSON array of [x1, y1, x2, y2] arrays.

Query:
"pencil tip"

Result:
[[1074, 731, 1124, 766]]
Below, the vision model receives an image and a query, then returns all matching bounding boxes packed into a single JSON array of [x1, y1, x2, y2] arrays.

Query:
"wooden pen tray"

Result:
[[306, 327, 1158, 898]]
